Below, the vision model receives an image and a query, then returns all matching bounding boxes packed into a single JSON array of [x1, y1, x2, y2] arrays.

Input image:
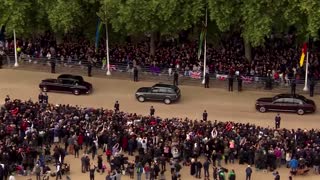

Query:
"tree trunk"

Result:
[[150, 32, 156, 60], [244, 40, 252, 62]]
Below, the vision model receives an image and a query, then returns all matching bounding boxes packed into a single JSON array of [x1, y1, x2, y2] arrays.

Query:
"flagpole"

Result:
[[303, 51, 309, 91], [105, 22, 111, 76], [13, 29, 18, 67], [202, 6, 208, 84]]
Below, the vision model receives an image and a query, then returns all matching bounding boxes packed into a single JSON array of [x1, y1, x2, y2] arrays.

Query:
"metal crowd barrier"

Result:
[[3, 54, 311, 88]]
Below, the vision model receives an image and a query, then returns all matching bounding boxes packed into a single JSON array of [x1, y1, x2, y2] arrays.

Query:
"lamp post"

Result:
[[202, 5, 208, 84], [303, 51, 309, 91], [105, 22, 111, 76], [13, 29, 18, 67]]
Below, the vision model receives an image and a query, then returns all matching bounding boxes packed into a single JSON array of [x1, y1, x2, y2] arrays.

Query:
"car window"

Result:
[[273, 98, 284, 104], [152, 88, 159, 93], [167, 89, 175, 94], [293, 98, 304, 105], [61, 80, 74, 85], [282, 98, 294, 104], [158, 88, 168, 93]]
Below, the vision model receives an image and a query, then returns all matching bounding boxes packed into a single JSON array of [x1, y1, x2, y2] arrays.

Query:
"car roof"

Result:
[[152, 83, 178, 89], [274, 94, 306, 99], [58, 74, 84, 81]]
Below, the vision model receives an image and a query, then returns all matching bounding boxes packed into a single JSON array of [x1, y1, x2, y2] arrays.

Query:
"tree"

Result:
[[208, 0, 287, 61], [103, 0, 205, 57], [0, 0, 41, 36]]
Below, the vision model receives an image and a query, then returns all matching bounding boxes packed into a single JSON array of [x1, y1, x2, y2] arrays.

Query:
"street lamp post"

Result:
[[13, 29, 18, 67]]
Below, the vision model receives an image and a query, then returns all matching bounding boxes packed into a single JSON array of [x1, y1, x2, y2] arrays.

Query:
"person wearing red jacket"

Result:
[[77, 133, 84, 150]]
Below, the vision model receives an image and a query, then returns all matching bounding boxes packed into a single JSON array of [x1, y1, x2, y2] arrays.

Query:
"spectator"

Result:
[[245, 165, 252, 180]]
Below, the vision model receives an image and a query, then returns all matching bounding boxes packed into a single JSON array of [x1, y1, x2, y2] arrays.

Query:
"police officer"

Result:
[[87, 60, 92, 77], [237, 76, 243, 92], [38, 92, 44, 104], [310, 79, 315, 97], [50, 59, 56, 73], [204, 73, 210, 88], [275, 113, 281, 129], [43, 93, 48, 104], [114, 100, 120, 111], [173, 71, 179, 86], [150, 106, 155, 116], [291, 79, 296, 96], [203, 110, 208, 121], [228, 74, 234, 92], [133, 66, 138, 82]]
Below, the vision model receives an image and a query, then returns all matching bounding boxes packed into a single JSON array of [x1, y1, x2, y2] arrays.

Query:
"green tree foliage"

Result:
[[0, 0, 42, 36], [208, 0, 285, 47], [102, 0, 205, 35]]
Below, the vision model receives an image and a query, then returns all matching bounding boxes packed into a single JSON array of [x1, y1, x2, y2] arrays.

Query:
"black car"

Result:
[[39, 74, 92, 95], [135, 83, 181, 104], [255, 93, 316, 115]]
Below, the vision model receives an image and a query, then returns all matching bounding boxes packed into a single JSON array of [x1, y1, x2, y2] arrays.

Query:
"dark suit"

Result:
[[204, 73, 210, 88], [173, 72, 179, 86], [51, 59, 56, 73], [38, 94, 43, 103], [237, 77, 243, 92], [133, 67, 138, 82], [291, 80, 296, 96], [88, 61, 92, 77], [310, 80, 315, 97], [228, 76, 234, 91]]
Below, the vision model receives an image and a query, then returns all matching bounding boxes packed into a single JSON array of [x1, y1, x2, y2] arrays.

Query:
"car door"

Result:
[[60, 79, 75, 92], [270, 98, 285, 111], [150, 88, 162, 100], [293, 98, 304, 111], [282, 98, 296, 111]]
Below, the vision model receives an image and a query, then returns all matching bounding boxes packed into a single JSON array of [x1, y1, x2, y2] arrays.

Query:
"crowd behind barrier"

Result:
[[3, 54, 313, 88], [0, 97, 320, 180], [1, 33, 320, 79]]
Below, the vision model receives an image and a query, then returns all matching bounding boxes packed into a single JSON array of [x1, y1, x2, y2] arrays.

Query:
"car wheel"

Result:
[[259, 106, 266, 113], [73, 89, 80, 95], [42, 86, 48, 92], [297, 109, 305, 115], [164, 98, 171, 104], [138, 96, 145, 102]]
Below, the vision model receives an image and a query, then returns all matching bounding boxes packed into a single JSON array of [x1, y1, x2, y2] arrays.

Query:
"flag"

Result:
[[95, 19, 103, 52], [197, 26, 207, 60], [299, 43, 307, 67]]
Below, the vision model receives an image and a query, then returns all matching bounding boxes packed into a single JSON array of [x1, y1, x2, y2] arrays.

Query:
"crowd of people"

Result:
[[0, 95, 320, 180], [2, 32, 320, 80]]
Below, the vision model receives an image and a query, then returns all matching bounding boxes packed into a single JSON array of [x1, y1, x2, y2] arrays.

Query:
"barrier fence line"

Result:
[[3, 54, 312, 86]]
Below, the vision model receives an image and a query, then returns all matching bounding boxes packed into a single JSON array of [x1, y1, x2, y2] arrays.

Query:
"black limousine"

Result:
[[39, 74, 92, 95]]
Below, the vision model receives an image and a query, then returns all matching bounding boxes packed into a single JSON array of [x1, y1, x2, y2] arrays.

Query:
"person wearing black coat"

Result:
[[190, 160, 196, 176], [237, 76, 243, 92], [204, 73, 210, 88], [133, 66, 138, 82], [173, 71, 179, 86], [203, 110, 208, 121], [38, 92, 44, 103], [196, 161, 202, 178], [114, 101, 120, 111], [228, 75, 234, 92], [310, 79, 315, 97], [291, 79, 296, 96], [87, 60, 92, 77], [50, 59, 56, 73]]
